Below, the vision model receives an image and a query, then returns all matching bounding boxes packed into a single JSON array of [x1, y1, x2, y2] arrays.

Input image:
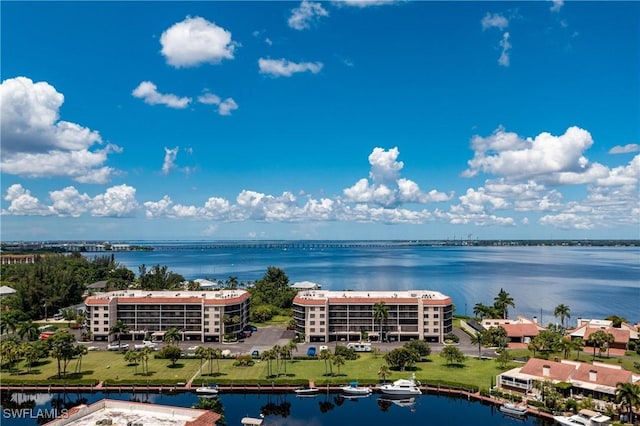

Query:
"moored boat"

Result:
[[378, 373, 421, 396], [499, 402, 528, 417], [341, 381, 372, 396], [553, 409, 612, 426], [195, 384, 220, 395], [294, 381, 319, 396]]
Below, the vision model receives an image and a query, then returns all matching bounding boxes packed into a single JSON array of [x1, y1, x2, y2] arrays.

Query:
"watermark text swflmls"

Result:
[[2, 408, 68, 419]]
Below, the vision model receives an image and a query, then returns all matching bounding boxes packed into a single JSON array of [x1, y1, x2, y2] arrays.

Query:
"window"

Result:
[[103, 320, 108, 325], [320, 328, 325, 332], [94, 313, 99, 318], [434, 314, 439, 318], [424, 314, 429, 318], [93, 320, 99, 325], [319, 314, 325, 318], [310, 328, 315, 333], [103, 328, 109, 332], [424, 321, 429, 325], [310, 314, 315, 318], [93, 327, 99, 332], [103, 313, 108, 317], [319, 307, 325, 311], [320, 321, 325, 325], [310, 321, 315, 325]]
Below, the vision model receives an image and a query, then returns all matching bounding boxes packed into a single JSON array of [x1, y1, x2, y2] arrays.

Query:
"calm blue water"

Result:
[[104, 243, 639, 324], [1, 390, 552, 425]]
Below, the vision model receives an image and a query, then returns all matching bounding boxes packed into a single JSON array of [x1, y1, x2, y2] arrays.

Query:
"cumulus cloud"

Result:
[[197, 93, 238, 116], [288, 1, 329, 30], [498, 32, 511, 67], [3, 184, 138, 217], [609, 144, 639, 154], [550, 0, 564, 12], [336, 0, 398, 7], [481, 12, 509, 30], [160, 16, 238, 68], [464, 126, 601, 184], [162, 147, 179, 175], [132, 81, 191, 109], [258, 58, 323, 77], [343, 147, 452, 207], [0, 77, 120, 184]]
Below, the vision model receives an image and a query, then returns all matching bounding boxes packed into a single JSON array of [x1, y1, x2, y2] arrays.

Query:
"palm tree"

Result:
[[195, 346, 208, 371], [22, 342, 40, 374], [470, 330, 486, 359], [473, 303, 493, 320], [554, 304, 571, 329], [109, 320, 129, 346], [272, 344, 282, 376], [17, 321, 39, 341], [203, 347, 222, 376], [124, 350, 141, 374], [571, 337, 584, 360], [163, 327, 182, 345], [75, 344, 89, 373], [587, 330, 615, 359], [373, 302, 389, 342], [493, 288, 515, 319], [377, 364, 391, 383], [319, 348, 333, 376], [333, 355, 345, 375], [140, 346, 152, 375], [261, 349, 276, 378], [554, 337, 574, 359], [615, 382, 640, 424]]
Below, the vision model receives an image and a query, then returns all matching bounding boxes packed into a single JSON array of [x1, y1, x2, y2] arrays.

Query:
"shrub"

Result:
[[334, 345, 357, 360], [444, 333, 459, 343]]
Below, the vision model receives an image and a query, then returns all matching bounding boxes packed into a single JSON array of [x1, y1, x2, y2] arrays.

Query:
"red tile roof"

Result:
[[583, 327, 630, 344], [185, 411, 221, 426], [572, 364, 632, 388], [519, 358, 575, 382], [501, 323, 541, 337]]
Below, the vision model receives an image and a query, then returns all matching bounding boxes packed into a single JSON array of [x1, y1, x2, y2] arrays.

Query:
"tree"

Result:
[[319, 348, 333, 376], [261, 349, 276, 378], [137, 264, 185, 291], [61, 307, 77, 327], [571, 337, 585, 360], [139, 346, 152, 375], [403, 340, 431, 358], [384, 347, 420, 371], [377, 364, 391, 383], [615, 382, 640, 424], [587, 330, 615, 359], [124, 350, 141, 375], [22, 342, 42, 373], [554, 304, 571, 329], [470, 330, 486, 359], [249, 267, 296, 309], [204, 347, 222, 376], [17, 321, 39, 341], [159, 345, 181, 367], [473, 303, 496, 320], [554, 338, 575, 359], [0, 339, 21, 373], [333, 354, 345, 375], [75, 344, 88, 373], [495, 349, 512, 368], [109, 320, 129, 346], [493, 288, 515, 319], [48, 331, 78, 378], [485, 326, 509, 349], [164, 327, 182, 345], [373, 302, 389, 342], [440, 345, 465, 366], [604, 315, 628, 328]]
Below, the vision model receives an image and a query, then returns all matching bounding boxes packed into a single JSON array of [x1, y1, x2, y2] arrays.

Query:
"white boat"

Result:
[[341, 381, 372, 396], [241, 415, 264, 425], [195, 384, 220, 395], [553, 409, 612, 426], [499, 402, 528, 417], [378, 373, 422, 396], [294, 385, 319, 396]]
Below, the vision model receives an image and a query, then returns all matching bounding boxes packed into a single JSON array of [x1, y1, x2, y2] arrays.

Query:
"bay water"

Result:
[[107, 243, 639, 324]]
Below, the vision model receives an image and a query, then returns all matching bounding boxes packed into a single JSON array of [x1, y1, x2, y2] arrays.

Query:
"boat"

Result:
[[294, 381, 319, 396], [553, 409, 612, 426], [341, 381, 372, 396], [195, 384, 220, 395], [499, 402, 528, 417], [378, 373, 422, 396], [241, 414, 264, 425]]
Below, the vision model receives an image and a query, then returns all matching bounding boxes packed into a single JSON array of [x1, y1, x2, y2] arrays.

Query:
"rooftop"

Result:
[[44, 399, 220, 426], [294, 289, 452, 305], [85, 289, 249, 305]]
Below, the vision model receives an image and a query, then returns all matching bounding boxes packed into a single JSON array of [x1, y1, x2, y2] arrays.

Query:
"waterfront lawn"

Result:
[[0, 351, 203, 386]]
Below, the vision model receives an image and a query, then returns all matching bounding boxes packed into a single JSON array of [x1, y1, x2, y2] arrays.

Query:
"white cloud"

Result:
[[197, 93, 238, 115], [87, 185, 138, 217], [343, 147, 451, 207], [288, 1, 329, 30], [609, 143, 640, 154], [3, 184, 51, 216], [132, 81, 191, 109], [49, 186, 90, 217], [160, 16, 237, 68], [550, 0, 564, 12], [0, 77, 119, 184], [481, 12, 509, 30], [498, 32, 511, 67], [162, 147, 179, 175], [464, 126, 599, 184], [337, 0, 398, 7], [258, 58, 323, 77], [540, 213, 594, 230]]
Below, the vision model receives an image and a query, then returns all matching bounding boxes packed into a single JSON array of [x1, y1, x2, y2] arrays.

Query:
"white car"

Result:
[[319, 345, 329, 352], [134, 341, 158, 350], [187, 345, 200, 351], [107, 343, 129, 351]]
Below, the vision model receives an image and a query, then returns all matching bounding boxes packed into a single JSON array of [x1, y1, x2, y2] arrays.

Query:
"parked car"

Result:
[[319, 345, 329, 352], [251, 350, 260, 358], [134, 341, 157, 350], [307, 346, 317, 357], [244, 325, 258, 332], [107, 343, 129, 351]]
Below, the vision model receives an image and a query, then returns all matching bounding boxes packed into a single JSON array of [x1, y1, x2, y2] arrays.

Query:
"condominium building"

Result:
[[85, 290, 250, 343], [293, 290, 453, 343]]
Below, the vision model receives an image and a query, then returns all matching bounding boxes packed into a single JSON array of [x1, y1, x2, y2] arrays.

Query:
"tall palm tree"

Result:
[[261, 349, 276, 378], [473, 303, 492, 320], [493, 288, 515, 319], [124, 349, 140, 375], [272, 344, 282, 376], [615, 382, 640, 424], [554, 337, 574, 359], [17, 321, 39, 341], [319, 348, 333, 376], [587, 330, 615, 359], [109, 320, 129, 346], [553, 304, 571, 329], [571, 337, 584, 361], [470, 330, 486, 359], [163, 327, 182, 345], [75, 344, 89, 373], [373, 302, 389, 342], [377, 364, 391, 383], [140, 346, 152, 375], [333, 355, 345, 375], [195, 346, 208, 371]]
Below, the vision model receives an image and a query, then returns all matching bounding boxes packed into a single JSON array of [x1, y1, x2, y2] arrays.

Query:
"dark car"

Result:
[[244, 325, 258, 332]]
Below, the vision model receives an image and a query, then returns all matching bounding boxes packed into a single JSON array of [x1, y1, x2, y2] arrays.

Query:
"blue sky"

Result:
[[1, 1, 638, 241]]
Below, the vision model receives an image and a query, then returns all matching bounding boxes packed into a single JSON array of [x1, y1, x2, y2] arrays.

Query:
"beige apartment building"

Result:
[[85, 290, 250, 343], [293, 290, 454, 343]]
